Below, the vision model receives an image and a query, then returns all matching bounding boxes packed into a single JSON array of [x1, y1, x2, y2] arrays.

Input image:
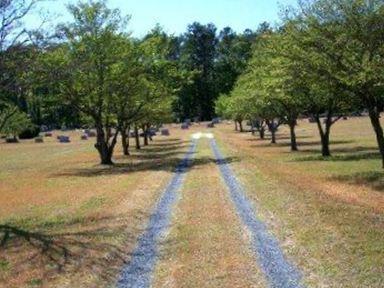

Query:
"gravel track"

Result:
[[117, 140, 197, 288], [210, 139, 304, 288]]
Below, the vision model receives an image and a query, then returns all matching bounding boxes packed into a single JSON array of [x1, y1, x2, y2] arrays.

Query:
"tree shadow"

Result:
[[331, 171, 384, 192], [51, 155, 239, 178], [0, 213, 150, 285], [247, 134, 313, 141], [254, 140, 354, 148], [51, 137, 239, 178], [293, 150, 381, 162]]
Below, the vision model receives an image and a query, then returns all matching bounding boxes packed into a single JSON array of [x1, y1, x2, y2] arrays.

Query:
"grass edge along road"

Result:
[[117, 140, 197, 287]]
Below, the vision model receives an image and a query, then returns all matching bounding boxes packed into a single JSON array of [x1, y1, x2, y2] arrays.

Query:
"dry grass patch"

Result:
[[214, 117, 384, 287], [0, 127, 194, 287]]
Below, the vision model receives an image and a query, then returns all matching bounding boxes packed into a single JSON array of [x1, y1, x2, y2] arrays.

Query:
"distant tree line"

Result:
[[216, 0, 384, 168], [0, 0, 263, 164]]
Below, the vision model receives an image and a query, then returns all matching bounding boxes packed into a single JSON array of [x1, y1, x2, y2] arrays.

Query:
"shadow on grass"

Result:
[[246, 134, 313, 142], [52, 137, 239, 178], [255, 139, 354, 148], [293, 151, 381, 162], [52, 156, 239, 178], [0, 211, 161, 285], [331, 171, 384, 192]]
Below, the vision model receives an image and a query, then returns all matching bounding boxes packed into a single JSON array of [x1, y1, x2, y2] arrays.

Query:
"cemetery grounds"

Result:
[[0, 117, 383, 287]]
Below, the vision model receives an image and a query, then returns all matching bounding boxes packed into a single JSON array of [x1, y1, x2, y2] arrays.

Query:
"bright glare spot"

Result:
[[192, 132, 203, 139], [191, 132, 214, 139]]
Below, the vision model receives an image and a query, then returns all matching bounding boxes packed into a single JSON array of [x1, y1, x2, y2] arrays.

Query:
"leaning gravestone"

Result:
[[161, 129, 170, 136], [35, 137, 44, 143], [58, 136, 71, 143], [181, 123, 189, 130], [81, 134, 88, 140]]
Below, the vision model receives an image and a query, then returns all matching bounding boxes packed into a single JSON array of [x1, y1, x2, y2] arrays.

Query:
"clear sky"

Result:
[[27, 0, 298, 37]]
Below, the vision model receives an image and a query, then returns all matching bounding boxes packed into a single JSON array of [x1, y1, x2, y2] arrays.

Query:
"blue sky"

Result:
[[27, 0, 298, 37]]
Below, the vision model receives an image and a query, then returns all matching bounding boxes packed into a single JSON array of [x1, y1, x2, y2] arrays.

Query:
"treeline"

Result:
[[216, 0, 384, 168], [0, 0, 266, 133], [0, 0, 267, 164], [0, 0, 255, 165]]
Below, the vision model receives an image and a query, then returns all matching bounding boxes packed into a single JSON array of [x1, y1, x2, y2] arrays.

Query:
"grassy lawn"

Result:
[[214, 116, 384, 287], [1, 118, 383, 287], [0, 127, 193, 287]]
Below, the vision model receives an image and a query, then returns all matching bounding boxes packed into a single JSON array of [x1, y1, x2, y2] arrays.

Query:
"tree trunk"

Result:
[[134, 126, 141, 150], [289, 121, 298, 151], [259, 127, 265, 139], [271, 129, 276, 144], [147, 125, 153, 142], [95, 125, 116, 165], [267, 120, 277, 144], [121, 125, 130, 156], [251, 120, 255, 135], [368, 108, 384, 168], [315, 115, 331, 157], [320, 131, 331, 157], [239, 121, 244, 132], [142, 125, 149, 146]]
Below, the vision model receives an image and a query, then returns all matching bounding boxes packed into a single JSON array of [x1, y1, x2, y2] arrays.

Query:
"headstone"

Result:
[[181, 123, 189, 130], [81, 134, 88, 140], [212, 118, 220, 124], [6, 137, 18, 143], [88, 131, 96, 137], [35, 137, 44, 143], [185, 119, 191, 126], [45, 132, 53, 137], [343, 116, 348, 120], [84, 129, 96, 137], [58, 136, 70, 143], [161, 129, 170, 136], [129, 131, 136, 138], [207, 122, 215, 128], [149, 128, 157, 136], [40, 125, 49, 132]]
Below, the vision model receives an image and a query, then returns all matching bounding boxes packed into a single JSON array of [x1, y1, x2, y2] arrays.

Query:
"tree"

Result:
[[0, 103, 33, 140], [0, 0, 42, 136], [178, 22, 218, 120], [51, 1, 130, 164], [284, 0, 383, 159]]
